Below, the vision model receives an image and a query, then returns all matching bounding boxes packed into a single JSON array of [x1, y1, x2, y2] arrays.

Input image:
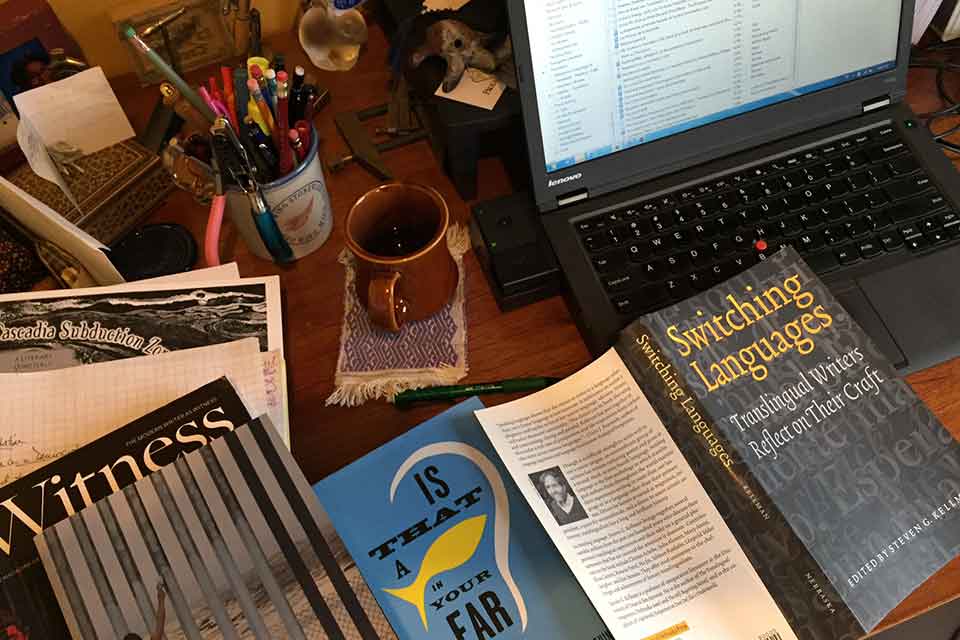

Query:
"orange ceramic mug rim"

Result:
[[345, 183, 450, 265]]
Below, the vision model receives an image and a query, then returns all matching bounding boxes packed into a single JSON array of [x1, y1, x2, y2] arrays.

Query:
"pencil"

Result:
[[247, 78, 276, 135]]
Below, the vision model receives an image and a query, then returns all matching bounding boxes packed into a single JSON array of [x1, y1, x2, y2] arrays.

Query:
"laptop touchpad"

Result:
[[855, 246, 960, 374]]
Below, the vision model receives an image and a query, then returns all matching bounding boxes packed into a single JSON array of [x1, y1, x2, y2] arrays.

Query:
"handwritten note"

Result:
[[262, 350, 290, 444], [435, 68, 505, 110], [0, 339, 272, 487]]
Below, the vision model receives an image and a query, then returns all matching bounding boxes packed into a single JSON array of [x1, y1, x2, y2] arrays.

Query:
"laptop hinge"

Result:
[[557, 189, 589, 208], [863, 95, 891, 113]]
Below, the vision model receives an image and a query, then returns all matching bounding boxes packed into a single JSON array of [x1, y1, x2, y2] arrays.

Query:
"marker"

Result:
[[289, 129, 306, 163], [221, 66, 238, 132], [290, 65, 306, 122], [393, 377, 562, 408], [233, 68, 249, 123], [122, 25, 215, 123]]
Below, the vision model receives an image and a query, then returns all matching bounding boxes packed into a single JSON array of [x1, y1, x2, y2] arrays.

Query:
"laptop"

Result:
[[508, 0, 960, 373]]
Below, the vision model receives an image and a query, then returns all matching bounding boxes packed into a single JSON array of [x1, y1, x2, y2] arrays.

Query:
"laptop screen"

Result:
[[529, 1, 903, 174]]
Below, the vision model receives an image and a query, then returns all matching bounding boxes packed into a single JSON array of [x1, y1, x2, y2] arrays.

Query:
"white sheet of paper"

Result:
[[15, 116, 78, 211], [915, 0, 945, 43], [435, 68, 505, 110], [0, 338, 273, 486], [12, 67, 134, 156]]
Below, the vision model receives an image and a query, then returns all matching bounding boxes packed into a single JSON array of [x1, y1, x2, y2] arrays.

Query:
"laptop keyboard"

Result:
[[576, 125, 960, 317]]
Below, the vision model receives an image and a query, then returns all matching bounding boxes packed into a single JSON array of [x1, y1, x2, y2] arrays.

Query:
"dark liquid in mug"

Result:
[[363, 218, 437, 258]]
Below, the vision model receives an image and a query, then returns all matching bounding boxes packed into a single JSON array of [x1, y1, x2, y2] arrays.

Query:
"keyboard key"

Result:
[[864, 141, 906, 163], [758, 180, 784, 197], [593, 251, 627, 273], [687, 246, 710, 265], [885, 174, 933, 201], [801, 186, 828, 204], [607, 227, 627, 245], [888, 155, 920, 176], [820, 143, 841, 156], [638, 259, 664, 279], [848, 172, 871, 191], [783, 171, 806, 190], [621, 206, 642, 219], [824, 225, 846, 245], [603, 272, 636, 292], [853, 133, 872, 145], [824, 161, 846, 176], [844, 151, 869, 168], [866, 211, 892, 230], [784, 193, 807, 210], [639, 201, 660, 215], [625, 219, 652, 238], [635, 284, 671, 311], [845, 219, 871, 239], [879, 232, 904, 251], [921, 216, 942, 233], [804, 165, 828, 183], [836, 245, 860, 264], [906, 235, 930, 252], [648, 235, 671, 253], [821, 202, 848, 221], [671, 229, 690, 245], [584, 233, 610, 252], [929, 229, 951, 245], [687, 270, 711, 291], [576, 219, 600, 234], [603, 212, 624, 225], [823, 179, 849, 197], [845, 195, 869, 214], [738, 183, 765, 202], [797, 232, 825, 253], [800, 150, 821, 163], [888, 194, 947, 223], [674, 204, 699, 225], [627, 243, 645, 262], [859, 240, 884, 259], [945, 215, 960, 237], [665, 278, 693, 300], [651, 213, 673, 234], [837, 137, 856, 151], [777, 215, 804, 235], [875, 126, 896, 139], [806, 251, 840, 272], [798, 209, 823, 229], [665, 253, 689, 271], [868, 165, 892, 184], [757, 199, 787, 218], [611, 294, 637, 315], [691, 222, 714, 240], [866, 190, 889, 209], [900, 224, 923, 240]]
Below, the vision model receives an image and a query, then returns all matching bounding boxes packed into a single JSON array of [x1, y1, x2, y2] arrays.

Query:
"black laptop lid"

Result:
[[509, 0, 914, 213]]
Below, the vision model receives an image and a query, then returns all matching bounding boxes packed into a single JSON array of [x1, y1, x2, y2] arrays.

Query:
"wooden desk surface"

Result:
[[108, 26, 960, 632]]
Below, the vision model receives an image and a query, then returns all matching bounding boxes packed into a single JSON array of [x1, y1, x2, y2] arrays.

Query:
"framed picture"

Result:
[[110, 0, 234, 86]]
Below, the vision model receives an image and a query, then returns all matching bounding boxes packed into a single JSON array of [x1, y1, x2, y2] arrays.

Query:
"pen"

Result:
[[122, 25, 216, 123], [275, 71, 293, 175], [290, 65, 306, 122], [393, 377, 562, 408]]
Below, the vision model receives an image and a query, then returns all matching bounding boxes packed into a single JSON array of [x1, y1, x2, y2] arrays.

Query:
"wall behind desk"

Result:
[[0, 0, 299, 79]]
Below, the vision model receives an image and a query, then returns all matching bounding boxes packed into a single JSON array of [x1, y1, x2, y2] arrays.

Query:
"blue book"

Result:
[[314, 398, 609, 640]]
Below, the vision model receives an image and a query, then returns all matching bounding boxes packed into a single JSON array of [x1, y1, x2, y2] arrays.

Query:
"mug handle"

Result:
[[368, 272, 409, 332]]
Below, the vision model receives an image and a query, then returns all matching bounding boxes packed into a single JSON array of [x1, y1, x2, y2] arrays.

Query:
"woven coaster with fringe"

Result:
[[327, 224, 469, 407]]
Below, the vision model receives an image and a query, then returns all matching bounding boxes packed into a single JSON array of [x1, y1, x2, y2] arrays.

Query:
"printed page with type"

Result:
[[0, 338, 271, 486], [474, 350, 798, 640]]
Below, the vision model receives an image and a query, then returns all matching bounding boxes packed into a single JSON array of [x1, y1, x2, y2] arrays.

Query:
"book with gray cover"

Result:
[[473, 247, 960, 640]]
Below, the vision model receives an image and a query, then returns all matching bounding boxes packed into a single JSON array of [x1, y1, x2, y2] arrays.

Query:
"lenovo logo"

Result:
[[548, 173, 583, 188]]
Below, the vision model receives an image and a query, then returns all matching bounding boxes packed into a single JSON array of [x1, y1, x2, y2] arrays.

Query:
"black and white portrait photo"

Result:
[[529, 467, 588, 526]]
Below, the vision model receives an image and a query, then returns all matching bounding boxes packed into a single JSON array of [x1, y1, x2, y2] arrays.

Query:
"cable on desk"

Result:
[[909, 44, 960, 152]]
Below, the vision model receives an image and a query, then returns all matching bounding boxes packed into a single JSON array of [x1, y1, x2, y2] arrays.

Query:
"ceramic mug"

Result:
[[345, 183, 457, 331]]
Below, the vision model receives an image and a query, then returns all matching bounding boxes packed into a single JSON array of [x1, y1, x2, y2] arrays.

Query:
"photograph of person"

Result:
[[529, 466, 588, 526]]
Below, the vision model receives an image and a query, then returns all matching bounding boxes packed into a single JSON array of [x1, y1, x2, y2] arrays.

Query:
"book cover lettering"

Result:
[[315, 399, 608, 640]]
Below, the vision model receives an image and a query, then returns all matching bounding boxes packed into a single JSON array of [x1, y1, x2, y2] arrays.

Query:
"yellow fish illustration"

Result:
[[383, 515, 487, 630]]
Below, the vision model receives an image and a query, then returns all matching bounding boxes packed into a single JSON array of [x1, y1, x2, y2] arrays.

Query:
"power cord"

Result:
[[909, 44, 960, 152]]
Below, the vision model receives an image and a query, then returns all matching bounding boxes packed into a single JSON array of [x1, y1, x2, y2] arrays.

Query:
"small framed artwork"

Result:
[[110, 0, 234, 86]]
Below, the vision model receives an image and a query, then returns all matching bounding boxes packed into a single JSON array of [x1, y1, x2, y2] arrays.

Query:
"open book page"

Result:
[[475, 349, 797, 640]]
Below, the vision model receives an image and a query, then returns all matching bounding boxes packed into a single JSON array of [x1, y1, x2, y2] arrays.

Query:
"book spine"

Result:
[[617, 327, 864, 640]]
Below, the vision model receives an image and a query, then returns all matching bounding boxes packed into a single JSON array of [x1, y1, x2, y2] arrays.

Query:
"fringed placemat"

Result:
[[327, 224, 469, 406]]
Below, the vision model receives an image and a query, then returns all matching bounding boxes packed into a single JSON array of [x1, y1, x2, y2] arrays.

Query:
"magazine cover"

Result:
[[0, 277, 282, 372], [0, 378, 253, 639], [38, 418, 396, 640], [314, 398, 610, 640]]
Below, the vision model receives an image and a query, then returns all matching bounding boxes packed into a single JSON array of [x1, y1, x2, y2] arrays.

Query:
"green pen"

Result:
[[394, 377, 562, 408]]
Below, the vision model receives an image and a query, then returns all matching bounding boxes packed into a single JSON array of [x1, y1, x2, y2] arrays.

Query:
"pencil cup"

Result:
[[225, 129, 332, 261]]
